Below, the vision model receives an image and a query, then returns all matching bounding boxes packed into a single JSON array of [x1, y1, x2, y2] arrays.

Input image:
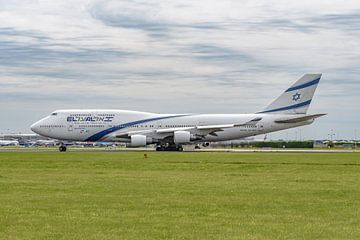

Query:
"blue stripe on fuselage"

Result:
[[85, 114, 189, 141], [257, 99, 312, 113], [285, 78, 320, 92]]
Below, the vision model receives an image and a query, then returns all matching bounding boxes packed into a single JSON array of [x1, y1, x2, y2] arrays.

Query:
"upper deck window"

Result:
[[51, 112, 58, 116]]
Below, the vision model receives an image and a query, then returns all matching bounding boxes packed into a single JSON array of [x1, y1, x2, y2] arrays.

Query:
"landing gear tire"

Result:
[[59, 146, 67, 152], [156, 145, 183, 152]]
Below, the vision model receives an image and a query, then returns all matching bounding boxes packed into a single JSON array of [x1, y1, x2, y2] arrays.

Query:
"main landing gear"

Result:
[[59, 145, 67, 152], [156, 144, 183, 152]]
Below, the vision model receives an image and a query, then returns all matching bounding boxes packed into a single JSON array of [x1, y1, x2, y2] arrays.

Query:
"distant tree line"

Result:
[[253, 141, 314, 148], [222, 141, 314, 148]]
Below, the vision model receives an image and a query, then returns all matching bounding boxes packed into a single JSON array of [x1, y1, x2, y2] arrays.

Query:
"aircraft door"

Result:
[[68, 124, 73, 132], [257, 122, 265, 133]]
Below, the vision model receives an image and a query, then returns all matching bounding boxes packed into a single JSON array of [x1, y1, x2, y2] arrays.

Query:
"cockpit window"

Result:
[[51, 112, 58, 116]]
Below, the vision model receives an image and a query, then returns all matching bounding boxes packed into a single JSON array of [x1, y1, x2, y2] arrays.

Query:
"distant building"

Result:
[[313, 140, 328, 148]]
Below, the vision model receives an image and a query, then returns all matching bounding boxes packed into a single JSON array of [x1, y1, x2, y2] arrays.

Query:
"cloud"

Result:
[[90, 1, 169, 33], [0, 0, 359, 138], [310, 12, 360, 31]]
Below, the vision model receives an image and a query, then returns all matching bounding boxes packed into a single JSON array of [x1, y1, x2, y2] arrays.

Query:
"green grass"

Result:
[[0, 152, 360, 239]]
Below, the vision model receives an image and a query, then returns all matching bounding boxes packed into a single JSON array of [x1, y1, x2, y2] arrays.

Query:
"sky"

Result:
[[0, 0, 359, 140]]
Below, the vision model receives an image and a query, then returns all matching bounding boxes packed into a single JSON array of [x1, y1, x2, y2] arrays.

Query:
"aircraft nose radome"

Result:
[[30, 121, 40, 133]]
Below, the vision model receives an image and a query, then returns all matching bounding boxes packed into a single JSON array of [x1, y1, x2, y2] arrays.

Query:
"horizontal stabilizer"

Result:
[[275, 113, 326, 123]]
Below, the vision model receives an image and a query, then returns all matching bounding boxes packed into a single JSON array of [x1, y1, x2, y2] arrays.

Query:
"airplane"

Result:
[[0, 140, 19, 146], [31, 139, 59, 147], [0, 133, 40, 146], [31, 74, 326, 152]]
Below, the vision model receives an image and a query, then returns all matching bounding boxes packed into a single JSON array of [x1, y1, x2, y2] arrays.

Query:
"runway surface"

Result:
[[0, 147, 359, 153]]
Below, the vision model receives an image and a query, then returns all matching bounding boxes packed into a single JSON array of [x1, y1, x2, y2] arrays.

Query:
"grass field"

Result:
[[1, 152, 360, 239]]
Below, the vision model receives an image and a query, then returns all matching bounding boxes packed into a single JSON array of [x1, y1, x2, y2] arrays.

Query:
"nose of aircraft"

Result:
[[30, 121, 41, 134]]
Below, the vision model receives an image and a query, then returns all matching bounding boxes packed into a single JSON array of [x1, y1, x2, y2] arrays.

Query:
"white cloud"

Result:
[[0, 0, 359, 138]]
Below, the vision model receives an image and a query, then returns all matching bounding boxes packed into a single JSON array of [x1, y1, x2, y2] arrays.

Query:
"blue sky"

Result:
[[0, 0, 359, 140]]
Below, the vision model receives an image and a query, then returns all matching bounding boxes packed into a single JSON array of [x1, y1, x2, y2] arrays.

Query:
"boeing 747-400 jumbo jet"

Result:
[[31, 74, 325, 152]]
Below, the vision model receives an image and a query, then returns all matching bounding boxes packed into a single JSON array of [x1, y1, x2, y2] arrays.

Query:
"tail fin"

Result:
[[259, 73, 322, 114]]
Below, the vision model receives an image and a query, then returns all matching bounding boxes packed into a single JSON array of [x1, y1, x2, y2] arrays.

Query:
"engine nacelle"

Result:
[[128, 135, 147, 147], [174, 131, 191, 144]]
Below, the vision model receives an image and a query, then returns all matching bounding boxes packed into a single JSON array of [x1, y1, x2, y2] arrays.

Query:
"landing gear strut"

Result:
[[156, 144, 183, 152], [59, 146, 67, 152]]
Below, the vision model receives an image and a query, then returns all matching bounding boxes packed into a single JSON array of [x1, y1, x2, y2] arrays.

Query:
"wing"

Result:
[[113, 117, 263, 141], [113, 125, 231, 140], [156, 124, 236, 138]]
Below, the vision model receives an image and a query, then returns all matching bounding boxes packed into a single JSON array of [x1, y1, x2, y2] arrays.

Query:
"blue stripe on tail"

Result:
[[285, 78, 320, 92], [258, 99, 312, 114]]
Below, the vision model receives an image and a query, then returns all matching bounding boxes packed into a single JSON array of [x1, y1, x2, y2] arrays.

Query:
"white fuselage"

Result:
[[31, 109, 313, 143]]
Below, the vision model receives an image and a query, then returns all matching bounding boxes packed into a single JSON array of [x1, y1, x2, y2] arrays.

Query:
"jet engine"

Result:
[[174, 131, 191, 144], [128, 135, 147, 147]]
